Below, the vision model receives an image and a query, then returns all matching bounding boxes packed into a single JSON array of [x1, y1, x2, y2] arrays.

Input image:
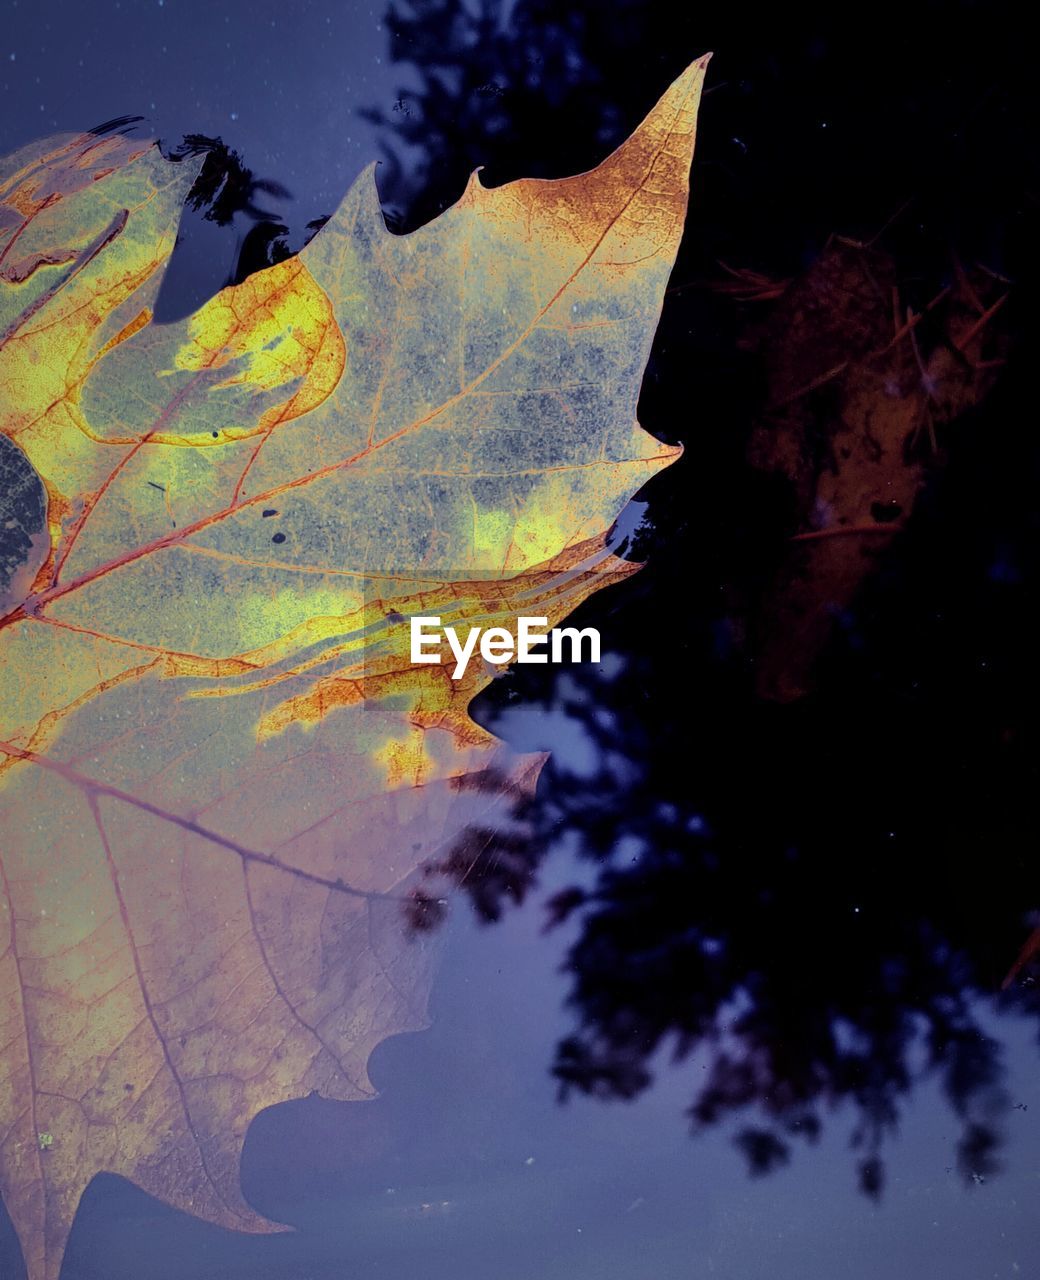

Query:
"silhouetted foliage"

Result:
[[168, 133, 292, 225]]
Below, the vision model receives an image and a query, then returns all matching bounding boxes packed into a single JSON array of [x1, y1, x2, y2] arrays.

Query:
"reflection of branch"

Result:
[[1002, 924, 1040, 991], [407, 761, 546, 932], [789, 523, 904, 543]]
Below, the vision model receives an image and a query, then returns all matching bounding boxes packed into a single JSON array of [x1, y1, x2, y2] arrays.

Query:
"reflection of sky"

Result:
[[485, 645, 629, 780], [1, 0, 390, 209], [2, 0, 401, 312]]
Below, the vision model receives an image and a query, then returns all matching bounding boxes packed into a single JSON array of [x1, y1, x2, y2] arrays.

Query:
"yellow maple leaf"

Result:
[[0, 57, 708, 1280]]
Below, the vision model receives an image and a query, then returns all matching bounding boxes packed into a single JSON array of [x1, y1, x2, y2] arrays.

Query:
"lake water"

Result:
[[2, 1, 1037, 1276]]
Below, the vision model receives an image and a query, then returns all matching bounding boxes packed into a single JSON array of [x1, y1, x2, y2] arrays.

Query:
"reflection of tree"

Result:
[[412, 630, 1040, 1196], [379, 0, 1040, 1195]]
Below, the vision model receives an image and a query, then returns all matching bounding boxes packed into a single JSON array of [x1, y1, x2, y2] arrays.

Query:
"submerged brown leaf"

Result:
[[747, 240, 1008, 702]]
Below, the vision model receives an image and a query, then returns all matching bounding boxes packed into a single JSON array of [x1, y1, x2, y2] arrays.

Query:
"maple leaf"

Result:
[[0, 57, 707, 1280]]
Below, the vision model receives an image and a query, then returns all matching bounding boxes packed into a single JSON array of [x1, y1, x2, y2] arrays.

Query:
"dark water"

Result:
[[3, 0, 1039, 1276]]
